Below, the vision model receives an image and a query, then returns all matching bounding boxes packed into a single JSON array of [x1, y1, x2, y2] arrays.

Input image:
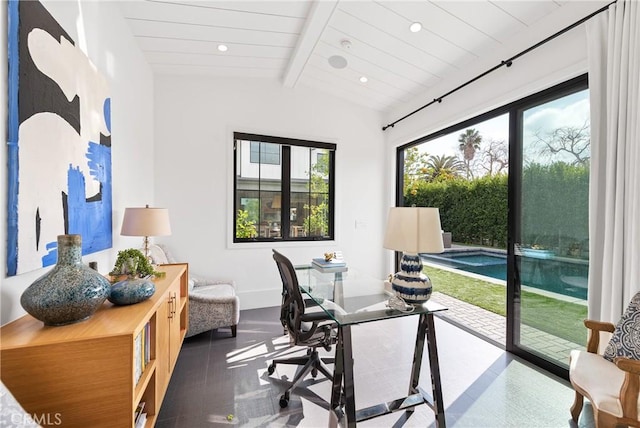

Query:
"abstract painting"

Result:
[[7, 0, 112, 276]]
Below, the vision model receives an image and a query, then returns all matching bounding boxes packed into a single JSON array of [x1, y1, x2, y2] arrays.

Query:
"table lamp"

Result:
[[121, 205, 172, 259], [383, 207, 444, 304], [271, 194, 281, 209]]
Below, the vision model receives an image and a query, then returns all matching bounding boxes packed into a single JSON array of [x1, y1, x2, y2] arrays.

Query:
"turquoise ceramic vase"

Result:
[[20, 234, 111, 326], [108, 278, 155, 306]]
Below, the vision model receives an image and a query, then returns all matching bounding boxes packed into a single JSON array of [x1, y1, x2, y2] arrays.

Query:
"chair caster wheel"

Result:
[[311, 368, 318, 378], [268, 363, 276, 375], [279, 393, 289, 408]]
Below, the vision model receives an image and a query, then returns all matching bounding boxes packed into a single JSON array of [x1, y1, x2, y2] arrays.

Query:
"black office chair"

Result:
[[268, 249, 337, 408]]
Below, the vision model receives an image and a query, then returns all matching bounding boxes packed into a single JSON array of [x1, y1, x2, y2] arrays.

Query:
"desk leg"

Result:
[[425, 313, 446, 427], [409, 313, 428, 403], [331, 326, 356, 427], [330, 329, 344, 411], [333, 272, 344, 308]]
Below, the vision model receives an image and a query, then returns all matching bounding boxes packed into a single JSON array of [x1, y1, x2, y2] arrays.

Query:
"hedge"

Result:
[[403, 162, 588, 253], [405, 175, 508, 248], [521, 163, 589, 254]]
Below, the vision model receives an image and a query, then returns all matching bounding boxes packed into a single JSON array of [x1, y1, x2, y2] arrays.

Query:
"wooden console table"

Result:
[[0, 263, 189, 427]]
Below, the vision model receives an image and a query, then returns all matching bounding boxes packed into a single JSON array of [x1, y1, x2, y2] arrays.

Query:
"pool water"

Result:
[[424, 252, 506, 268], [422, 251, 508, 281], [421, 250, 587, 300]]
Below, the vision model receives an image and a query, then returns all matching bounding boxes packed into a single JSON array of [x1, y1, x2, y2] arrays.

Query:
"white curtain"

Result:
[[587, 0, 640, 322]]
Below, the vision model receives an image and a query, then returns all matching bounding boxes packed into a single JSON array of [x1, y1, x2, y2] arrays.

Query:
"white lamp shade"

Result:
[[121, 207, 172, 237], [383, 207, 444, 254]]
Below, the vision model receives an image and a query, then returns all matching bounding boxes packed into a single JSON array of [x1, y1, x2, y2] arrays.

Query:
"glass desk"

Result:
[[295, 265, 448, 427]]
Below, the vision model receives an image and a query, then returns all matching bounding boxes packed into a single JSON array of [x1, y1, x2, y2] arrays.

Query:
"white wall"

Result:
[[0, 1, 155, 324], [154, 76, 386, 309]]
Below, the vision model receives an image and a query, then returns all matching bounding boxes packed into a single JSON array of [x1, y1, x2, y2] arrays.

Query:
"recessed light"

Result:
[[409, 22, 422, 33], [359, 76, 368, 83], [328, 55, 348, 69], [217, 44, 228, 52]]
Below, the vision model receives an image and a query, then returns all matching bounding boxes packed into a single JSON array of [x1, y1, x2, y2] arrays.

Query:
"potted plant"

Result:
[[109, 248, 161, 281]]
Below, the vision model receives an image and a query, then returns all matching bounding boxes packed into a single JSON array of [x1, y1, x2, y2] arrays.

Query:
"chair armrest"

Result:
[[300, 311, 334, 323], [584, 319, 615, 332], [614, 357, 640, 421], [304, 298, 320, 308], [298, 311, 337, 350], [189, 293, 237, 304], [615, 357, 640, 375], [584, 319, 615, 353]]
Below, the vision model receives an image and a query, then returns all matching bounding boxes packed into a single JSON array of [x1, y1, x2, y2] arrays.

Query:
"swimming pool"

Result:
[[421, 250, 508, 281], [421, 249, 587, 300], [422, 251, 506, 268]]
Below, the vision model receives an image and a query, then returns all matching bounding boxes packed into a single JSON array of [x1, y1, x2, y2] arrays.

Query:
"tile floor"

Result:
[[157, 306, 595, 428]]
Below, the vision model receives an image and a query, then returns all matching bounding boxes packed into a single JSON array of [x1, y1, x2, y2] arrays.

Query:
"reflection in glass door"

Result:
[[512, 87, 590, 369]]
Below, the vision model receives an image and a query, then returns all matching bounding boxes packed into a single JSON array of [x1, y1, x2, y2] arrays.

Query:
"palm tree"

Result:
[[426, 154, 464, 181], [458, 128, 482, 178]]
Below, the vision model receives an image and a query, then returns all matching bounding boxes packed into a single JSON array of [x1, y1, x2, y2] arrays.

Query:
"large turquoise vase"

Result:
[[21, 234, 111, 326]]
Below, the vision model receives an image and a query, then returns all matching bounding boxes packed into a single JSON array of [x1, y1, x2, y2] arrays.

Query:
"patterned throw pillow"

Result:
[[604, 292, 640, 362]]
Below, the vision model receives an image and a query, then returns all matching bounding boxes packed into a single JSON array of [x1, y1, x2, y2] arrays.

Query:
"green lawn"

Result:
[[424, 265, 588, 345]]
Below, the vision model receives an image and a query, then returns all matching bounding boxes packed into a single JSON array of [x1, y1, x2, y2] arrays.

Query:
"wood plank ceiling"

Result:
[[119, 0, 609, 113]]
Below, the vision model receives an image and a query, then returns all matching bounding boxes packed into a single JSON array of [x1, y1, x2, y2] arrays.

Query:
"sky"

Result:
[[522, 89, 590, 163], [420, 114, 509, 158], [415, 89, 590, 167]]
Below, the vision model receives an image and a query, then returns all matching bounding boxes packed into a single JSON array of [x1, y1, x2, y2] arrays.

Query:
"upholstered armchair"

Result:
[[569, 293, 640, 428], [148, 245, 239, 338]]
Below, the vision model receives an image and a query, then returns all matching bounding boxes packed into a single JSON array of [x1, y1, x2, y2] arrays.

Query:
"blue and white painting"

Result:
[[7, 0, 112, 276]]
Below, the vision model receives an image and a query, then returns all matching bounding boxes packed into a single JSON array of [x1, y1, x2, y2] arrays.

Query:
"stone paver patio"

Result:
[[430, 291, 584, 366]]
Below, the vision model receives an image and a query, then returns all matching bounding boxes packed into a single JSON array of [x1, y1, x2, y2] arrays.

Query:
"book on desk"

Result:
[[312, 257, 346, 269]]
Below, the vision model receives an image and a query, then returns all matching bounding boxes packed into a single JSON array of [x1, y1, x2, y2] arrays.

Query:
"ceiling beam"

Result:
[[282, 0, 339, 89]]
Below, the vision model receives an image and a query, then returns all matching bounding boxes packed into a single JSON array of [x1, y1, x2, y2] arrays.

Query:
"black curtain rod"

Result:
[[382, 0, 617, 132]]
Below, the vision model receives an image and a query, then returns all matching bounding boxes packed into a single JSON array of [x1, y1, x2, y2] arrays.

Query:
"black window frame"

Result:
[[233, 132, 336, 243]]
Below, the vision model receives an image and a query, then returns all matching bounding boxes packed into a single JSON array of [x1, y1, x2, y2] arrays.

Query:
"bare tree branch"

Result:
[[533, 121, 590, 166]]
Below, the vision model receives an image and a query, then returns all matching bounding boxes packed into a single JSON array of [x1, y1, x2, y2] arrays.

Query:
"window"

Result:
[[234, 132, 336, 242]]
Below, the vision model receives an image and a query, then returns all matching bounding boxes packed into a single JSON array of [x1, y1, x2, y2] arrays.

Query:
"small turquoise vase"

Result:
[[109, 278, 155, 306], [20, 234, 111, 326]]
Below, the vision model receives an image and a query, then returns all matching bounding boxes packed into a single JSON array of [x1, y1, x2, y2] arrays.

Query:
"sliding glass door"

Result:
[[508, 82, 590, 373], [396, 75, 591, 377]]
